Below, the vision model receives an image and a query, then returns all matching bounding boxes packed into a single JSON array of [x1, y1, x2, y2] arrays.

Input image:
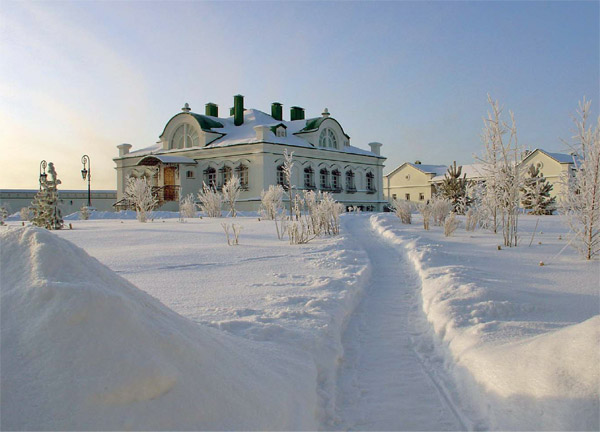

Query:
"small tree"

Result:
[[417, 202, 432, 230], [79, 205, 91, 220], [222, 174, 241, 217], [20, 207, 31, 222], [31, 162, 63, 230], [392, 198, 412, 224], [437, 161, 470, 213], [124, 177, 157, 222], [179, 193, 197, 221], [283, 149, 294, 218], [197, 183, 222, 217], [559, 98, 600, 260], [521, 164, 556, 215], [260, 185, 284, 220]]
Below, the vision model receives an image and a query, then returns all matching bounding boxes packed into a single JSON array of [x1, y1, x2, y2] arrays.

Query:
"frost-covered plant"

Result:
[[437, 161, 470, 214], [197, 183, 222, 218], [124, 177, 157, 223], [79, 205, 91, 220], [430, 195, 452, 226], [222, 175, 241, 217], [288, 218, 314, 245], [260, 185, 284, 220], [179, 194, 197, 221], [476, 95, 522, 246], [19, 207, 31, 222], [392, 198, 412, 224], [417, 202, 432, 230], [559, 98, 600, 260], [283, 149, 295, 218], [520, 164, 556, 215], [31, 162, 63, 230], [221, 222, 242, 245], [444, 212, 459, 236]]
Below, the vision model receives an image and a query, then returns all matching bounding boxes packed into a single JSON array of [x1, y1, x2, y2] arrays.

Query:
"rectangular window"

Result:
[[419, 193, 425, 201], [392, 194, 397, 200], [405, 193, 410, 201], [186, 170, 195, 179]]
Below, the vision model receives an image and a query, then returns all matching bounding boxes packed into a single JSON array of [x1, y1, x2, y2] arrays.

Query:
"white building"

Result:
[[114, 95, 387, 211]]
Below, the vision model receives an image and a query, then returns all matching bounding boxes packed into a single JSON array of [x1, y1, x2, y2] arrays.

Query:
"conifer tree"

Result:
[[31, 162, 63, 230], [520, 164, 556, 215], [438, 161, 470, 213]]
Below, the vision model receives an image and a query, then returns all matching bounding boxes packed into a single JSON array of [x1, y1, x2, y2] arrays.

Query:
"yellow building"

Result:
[[518, 149, 575, 199], [384, 162, 447, 203]]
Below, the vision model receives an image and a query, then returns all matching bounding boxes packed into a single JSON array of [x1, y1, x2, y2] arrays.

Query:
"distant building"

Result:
[[114, 96, 387, 211], [0, 189, 117, 215], [384, 149, 576, 204]]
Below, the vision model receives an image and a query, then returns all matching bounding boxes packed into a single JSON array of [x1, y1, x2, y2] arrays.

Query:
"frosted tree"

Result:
[[559, 99, 600, 260], [520, 164, 556, 215], [20, 207, 31, 222], [282, 149, 294, 218], [31, 162, 63, 230], [437, 161, 470, 213], [222, 174, 241, 217], [392, 198, 412, 224], [260, 185, 284, 220], [430, 194, 453, 226], [197, 183, 222, 217], [124, 177, 157, 222], [476, 96, 522, 246], [179, 193, 197, 221], [79, 205, 91, 220]]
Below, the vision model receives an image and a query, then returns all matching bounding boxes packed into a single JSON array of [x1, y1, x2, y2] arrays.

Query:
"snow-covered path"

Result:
[[334, 216, 465, 431]]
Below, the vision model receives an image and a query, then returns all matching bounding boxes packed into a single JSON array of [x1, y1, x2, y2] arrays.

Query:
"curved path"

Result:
[[334, 215, 466, 431]]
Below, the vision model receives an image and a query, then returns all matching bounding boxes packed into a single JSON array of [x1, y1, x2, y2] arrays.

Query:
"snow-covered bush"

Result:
[[31, 162, 63, 230], [559, 98, 600, 260], [477, 95, 522, 246], [444, 212, 459, 236], [431, 195, 453, 226], [124, 177, 157, 223], [222, 175, 241, 217], [392, 198, 412, 224], [19, 207, 31, 222], [417, 202, 432, 230], [221, 222, 242, 245], [179, 194, 197, 221], [79, 206, 91, 220], [197, 183, 222, 218], [260, 185, 284, 220], [282, 149, 295, 218]]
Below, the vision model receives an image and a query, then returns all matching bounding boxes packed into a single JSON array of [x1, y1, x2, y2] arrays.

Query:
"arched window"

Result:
[[366, 171, 375, 193], [219, 166, 232, 189], [332, 170, 341, 192], [320, 168, 330, 190], [235, 164, 249, 190], [276, 165, 286, 187], [304, 167, 315, 189], [346, 170, 356, 192], [204, 167, 216, 189], [319, 128, 337, 149], [171, 124, 199, 149]]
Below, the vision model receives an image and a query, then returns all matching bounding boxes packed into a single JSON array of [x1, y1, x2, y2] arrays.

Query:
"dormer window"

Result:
[[276, 126, 287, 138], [319, 128, 337, 149], [171, 123, 199, 149]]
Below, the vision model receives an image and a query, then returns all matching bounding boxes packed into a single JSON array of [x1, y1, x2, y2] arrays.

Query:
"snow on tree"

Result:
[[391, 198, 412, 224], [282, 149, 294, 218], [476, 96, 522, 247], [520, 164, 556, 215], [222, 175, 241, 217], [260, 185, 284, 220], [31, 162, 63, 230], [19, 207, 31, 222], [430, 194, 453, 226], [179, 194, 197, 221], [197, 183, 222, 218], [559, 98, 600, 260], [417, 202, 432, 230], [79, 205, 91, 220], [124, 177, 157, 223], [437, 161, 470, 213]]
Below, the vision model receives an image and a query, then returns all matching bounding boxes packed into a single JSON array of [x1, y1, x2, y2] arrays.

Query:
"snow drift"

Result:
[[0, 227, 317, 430]]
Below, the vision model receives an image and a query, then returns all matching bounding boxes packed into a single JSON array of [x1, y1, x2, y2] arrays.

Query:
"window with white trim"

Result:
[[171, 124, 199, 149], [319, 128, 338, 149]]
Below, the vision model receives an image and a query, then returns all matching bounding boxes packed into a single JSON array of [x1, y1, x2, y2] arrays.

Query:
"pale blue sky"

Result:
[[1, 1, 598, 190]]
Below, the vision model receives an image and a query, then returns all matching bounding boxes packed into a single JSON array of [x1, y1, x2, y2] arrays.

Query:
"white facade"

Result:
[[114, 98, 387, 211]]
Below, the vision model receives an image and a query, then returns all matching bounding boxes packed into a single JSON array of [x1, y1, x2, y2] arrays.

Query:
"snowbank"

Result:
[[370, 214, 599, 430], [0, 226, 318, 430]]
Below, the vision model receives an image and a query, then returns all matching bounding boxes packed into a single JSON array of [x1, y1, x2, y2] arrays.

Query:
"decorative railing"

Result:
[[152, 185, 180, 203]]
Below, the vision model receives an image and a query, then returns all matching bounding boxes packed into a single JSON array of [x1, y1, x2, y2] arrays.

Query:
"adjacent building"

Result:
[[114, 96, 387, 212]]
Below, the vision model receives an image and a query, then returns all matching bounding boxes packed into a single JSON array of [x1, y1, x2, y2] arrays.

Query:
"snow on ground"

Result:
[[370, 213, 599, 431], [1, 212, 598, 430]]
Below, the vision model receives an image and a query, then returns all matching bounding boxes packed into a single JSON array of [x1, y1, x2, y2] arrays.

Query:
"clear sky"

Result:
[[1, 1, 598, 190]]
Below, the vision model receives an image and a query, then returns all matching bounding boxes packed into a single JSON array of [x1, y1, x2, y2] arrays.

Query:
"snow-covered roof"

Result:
[[529, 149, 575, 164], [432, 163, 486, 182], [408, 163, 448, 176], [137, 155, 197, 165], [123, 109, 380, 159]]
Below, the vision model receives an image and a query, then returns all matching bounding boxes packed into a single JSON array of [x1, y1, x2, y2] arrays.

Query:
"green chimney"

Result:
[[271, 102, 283, 121], [205, 103, 218, 117], [234, 94, 244, 126], [290, 106, 305, 121]]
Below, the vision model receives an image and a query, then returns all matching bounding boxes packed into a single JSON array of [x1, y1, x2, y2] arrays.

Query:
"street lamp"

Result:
[[39, 160, 47, 189], [81, 155, 91, 207]]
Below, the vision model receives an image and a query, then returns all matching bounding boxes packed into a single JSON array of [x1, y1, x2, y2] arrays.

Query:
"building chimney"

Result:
[[205, 102, 218, 117], [368, 142, 382, 156], [290, 106, 305, 121], [271, 102, 283, 121], [234, 94, 244, 126], [117, 143, 132, 157]]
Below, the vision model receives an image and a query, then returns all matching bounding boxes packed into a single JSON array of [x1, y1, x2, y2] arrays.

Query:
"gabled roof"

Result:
[[385, 162, 447, 177], [432, 163, 486, 182], [137, 155, 197, 165], [520, 148, 575, 166]]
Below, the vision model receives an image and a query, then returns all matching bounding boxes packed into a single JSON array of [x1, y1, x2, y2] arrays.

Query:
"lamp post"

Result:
[[39, 160, 47, 189], [81, 155, 91, 207]]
